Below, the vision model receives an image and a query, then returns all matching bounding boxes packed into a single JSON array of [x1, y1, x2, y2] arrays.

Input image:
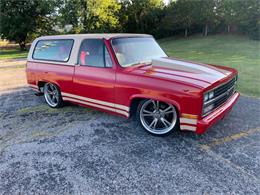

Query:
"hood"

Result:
[[129, 57, 234, 89]]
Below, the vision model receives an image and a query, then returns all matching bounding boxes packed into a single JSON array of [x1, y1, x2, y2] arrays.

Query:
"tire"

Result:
[[43, 82, 63, 108], [136, 99, 178, 136]]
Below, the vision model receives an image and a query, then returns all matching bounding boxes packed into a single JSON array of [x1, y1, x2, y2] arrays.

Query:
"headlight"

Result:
[[203, 91, 214, 103], [209, 91, 214, 99], [203, 90, 215, 115], [204, 93, 209, 102]]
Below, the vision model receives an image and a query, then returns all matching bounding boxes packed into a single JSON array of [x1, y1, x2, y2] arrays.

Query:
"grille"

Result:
[[214, 77, 236, 97], [203, 76, 237, 116], [214, 86, 234, 108]]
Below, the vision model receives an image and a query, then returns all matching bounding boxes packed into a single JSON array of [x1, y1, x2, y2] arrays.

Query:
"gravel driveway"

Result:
[[0, 62, 260, 194]]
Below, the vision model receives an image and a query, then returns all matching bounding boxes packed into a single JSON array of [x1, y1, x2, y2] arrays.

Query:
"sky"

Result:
[[163, 0, 170, 5]]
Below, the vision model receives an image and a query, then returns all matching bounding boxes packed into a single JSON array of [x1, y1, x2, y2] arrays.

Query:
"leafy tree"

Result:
[[1, 0, 259, 45], [86, 0, 121, 32], [58, 0, 82, 33], [236, 0, 260, 40], [218, 0, 240, 33], [197, 0, 219, 36], [121, 0, 164, 33], [0, 0, 57, 50], [162, 0, 199, 37], [57, 0, 121, 33]]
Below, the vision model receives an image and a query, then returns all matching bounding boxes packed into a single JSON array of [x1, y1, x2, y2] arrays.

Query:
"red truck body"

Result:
[[26, 34, 239, 134]]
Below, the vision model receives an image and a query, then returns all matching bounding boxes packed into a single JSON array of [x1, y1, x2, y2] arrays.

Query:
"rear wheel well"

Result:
[[37, 81, 46, 92]]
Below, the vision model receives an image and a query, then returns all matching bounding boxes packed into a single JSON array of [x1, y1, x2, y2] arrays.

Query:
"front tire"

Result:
[[43, 83, 63, 108], [137, 99, 178, 135]]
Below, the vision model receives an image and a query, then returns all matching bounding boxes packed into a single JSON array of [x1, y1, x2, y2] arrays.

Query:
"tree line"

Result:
[[0, 0, 259, 50]]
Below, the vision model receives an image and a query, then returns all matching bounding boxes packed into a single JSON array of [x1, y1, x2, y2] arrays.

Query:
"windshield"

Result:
[[111, 37, 167, 67]]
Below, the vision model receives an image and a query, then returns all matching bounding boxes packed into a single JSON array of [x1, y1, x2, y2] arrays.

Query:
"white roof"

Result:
[[38, 33, 152, 40], [28, 33, 153, 65]]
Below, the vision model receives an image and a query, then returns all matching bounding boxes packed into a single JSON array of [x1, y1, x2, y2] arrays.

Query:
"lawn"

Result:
[[160, 35, 260, 97], [0, 48, 28, 60], [0, 35, 259, 97]]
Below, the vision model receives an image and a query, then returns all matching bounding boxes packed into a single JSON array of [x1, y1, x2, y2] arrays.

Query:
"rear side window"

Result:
[[79, 39, 112, 67], [33, 39, 74, 62]]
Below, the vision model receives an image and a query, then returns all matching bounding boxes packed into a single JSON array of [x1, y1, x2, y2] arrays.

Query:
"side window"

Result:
[[33, 39, 74, 62], [79, 39, 113, 68]]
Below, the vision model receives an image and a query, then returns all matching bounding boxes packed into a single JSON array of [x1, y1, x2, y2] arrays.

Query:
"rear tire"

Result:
[[136, 99, 178, 136], [43, 83, 63, 108]]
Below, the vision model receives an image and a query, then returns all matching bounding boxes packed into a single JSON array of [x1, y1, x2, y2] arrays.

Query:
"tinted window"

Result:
[[33, 39, 74, 62], [79, 39, 112, 67]]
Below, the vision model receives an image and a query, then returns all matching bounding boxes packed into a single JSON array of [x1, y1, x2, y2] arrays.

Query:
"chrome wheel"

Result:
[[44, 83, 61, 107], [139, 100, 177, 135]]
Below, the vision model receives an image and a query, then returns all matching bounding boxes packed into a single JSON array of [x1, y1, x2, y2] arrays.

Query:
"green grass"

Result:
[[0, 35, 259, 97], [159, 35, 260, 97], [0, 48, 28, 60]]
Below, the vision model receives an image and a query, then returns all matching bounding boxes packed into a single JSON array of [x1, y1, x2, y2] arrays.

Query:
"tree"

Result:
[[57, 0, 121, 33], [58, 0, 82, 33], [236, 0, 260, 40], [121, 0, 164, 34], [197, 0, 219, 36], [218, 0, 240, 33], [86, 0, 122, 32], [163, 0, 198, 37], [0, 0, 57, 50]]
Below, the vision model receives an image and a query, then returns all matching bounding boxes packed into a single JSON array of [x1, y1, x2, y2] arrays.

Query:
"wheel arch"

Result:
[[129, 94, 181, 118], [37, 80, 61, 91], [37, 81, 46, 90]]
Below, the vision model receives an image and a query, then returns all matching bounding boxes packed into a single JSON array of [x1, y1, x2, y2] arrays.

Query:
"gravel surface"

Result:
[[0, 89, 259, 194], [0, 66, 260, 194]]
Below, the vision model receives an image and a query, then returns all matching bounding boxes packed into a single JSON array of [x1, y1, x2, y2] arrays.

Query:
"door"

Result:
[[64, 38, 116, 112]]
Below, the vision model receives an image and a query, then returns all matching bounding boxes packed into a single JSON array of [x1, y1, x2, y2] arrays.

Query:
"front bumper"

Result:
[[196, 92, 240, 134]]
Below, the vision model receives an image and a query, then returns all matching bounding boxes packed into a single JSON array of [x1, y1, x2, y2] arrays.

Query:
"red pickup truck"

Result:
[[26, 34, 239, 135]]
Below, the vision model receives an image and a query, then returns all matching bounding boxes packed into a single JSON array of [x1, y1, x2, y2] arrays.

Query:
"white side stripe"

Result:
[[115, 104, 129, 111], [180, 118, 197, 125], [62, 92, 129, 112], [115, 109, 129, 117], [63, 97, 129, 117], [180, 125, 196, 131]]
